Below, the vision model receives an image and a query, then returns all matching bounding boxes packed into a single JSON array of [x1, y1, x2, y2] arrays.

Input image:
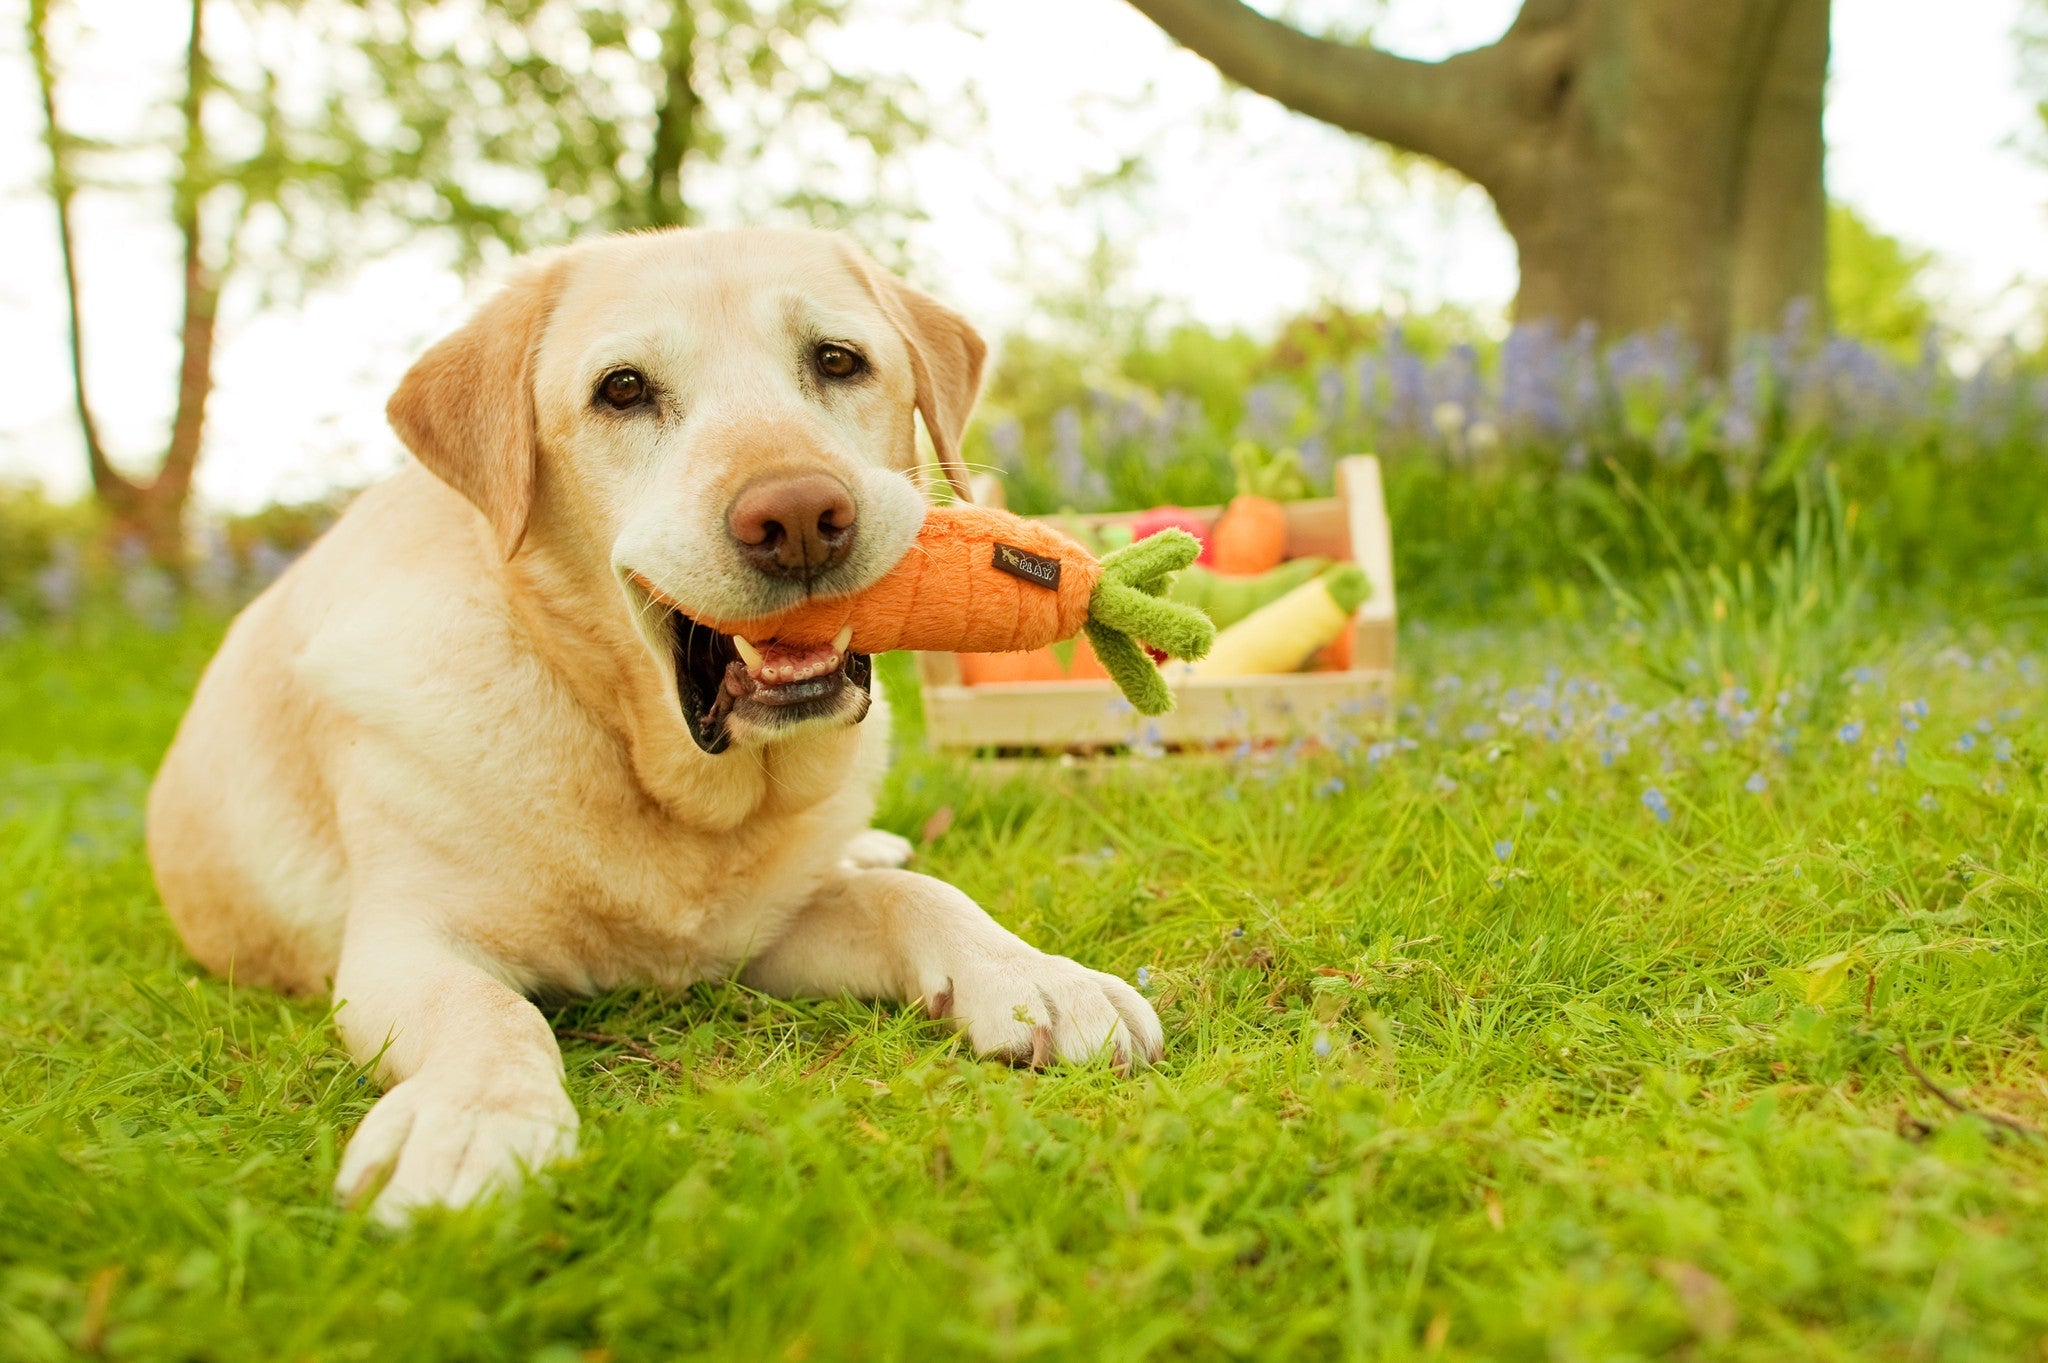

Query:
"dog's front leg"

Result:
[[331, 905, 577, 1225], [742, 868, 1163, 1069]]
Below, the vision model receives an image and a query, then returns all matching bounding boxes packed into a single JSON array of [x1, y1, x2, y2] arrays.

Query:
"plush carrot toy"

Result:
[[1208, 442, 1307, 576], [641, 505, 1214, 715]]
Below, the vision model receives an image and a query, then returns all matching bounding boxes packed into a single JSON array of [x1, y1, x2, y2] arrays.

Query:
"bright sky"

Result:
[[0, 0, 2044, 511]]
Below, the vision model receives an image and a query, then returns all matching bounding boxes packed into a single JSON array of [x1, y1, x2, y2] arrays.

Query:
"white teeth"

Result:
[[732, 636, 764, 671], [832, 624, 853, 653]]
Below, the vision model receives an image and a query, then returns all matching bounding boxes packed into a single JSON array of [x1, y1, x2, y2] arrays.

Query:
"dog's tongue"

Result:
[[744, 638, 843, 686]]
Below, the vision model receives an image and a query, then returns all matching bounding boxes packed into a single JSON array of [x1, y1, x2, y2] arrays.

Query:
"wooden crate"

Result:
[[915, 454, 1398, 751]]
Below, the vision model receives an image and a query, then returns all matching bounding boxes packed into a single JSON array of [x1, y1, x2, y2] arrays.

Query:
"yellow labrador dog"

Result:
[[147, 228, 1161, 1224]]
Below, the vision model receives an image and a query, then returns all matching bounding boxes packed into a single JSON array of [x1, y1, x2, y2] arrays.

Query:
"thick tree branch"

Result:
[[1122, 0, 1518, 183]]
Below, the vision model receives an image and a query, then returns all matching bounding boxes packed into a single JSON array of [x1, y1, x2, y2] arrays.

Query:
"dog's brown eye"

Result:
[[815, 344, 863, 380], [600, 369, 646, 409]]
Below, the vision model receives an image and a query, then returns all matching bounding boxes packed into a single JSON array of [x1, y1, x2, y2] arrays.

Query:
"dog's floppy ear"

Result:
[[387, 254, 569, 559], [847, 250, 986, 502]]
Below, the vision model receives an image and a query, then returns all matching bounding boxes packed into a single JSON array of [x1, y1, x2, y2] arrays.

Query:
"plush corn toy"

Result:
[[657, 505, 1214, 715]]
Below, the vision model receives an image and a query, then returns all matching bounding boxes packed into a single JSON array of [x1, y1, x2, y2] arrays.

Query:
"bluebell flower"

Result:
[[1838, 722, 1864, 744], [1241, 381, 1302, 445], [1494, 840, 1514, 862], [1312, 1032, 1332, 1058], [1316, 363, 1348, 423], [35, 544, 81, 617], [122, 564, 178, 632], [989, 416, 1024, 468], [1653, 411, 1689, 462], [1642, 788, 1672, 822], [1352, 356, 1380, 418], [1745, 772, 1767, 794], [1955, 733, 1976, 753], [1720, 407, 1759, 450], [1052, 405, 1085, 492], [1135, 966, 1153, 990], [250, 540, 300, 587]]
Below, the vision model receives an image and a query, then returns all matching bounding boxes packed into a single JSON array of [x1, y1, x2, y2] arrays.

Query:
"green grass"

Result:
[[4, 605, 2047, 1361]]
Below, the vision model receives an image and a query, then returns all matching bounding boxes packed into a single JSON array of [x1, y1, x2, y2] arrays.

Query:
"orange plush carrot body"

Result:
[[958, 636, 1110, 685], [636, 504, 1214, 715], [1208, 442, 1303, 576], [682, 506, 1101, 655], [1208, 496, 1288, 575]]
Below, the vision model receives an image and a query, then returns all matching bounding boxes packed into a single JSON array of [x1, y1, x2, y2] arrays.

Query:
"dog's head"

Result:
[[386, 228, 985, 752]]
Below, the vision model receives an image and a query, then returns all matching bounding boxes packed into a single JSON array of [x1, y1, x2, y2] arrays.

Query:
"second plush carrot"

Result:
[[637, 504, 1214, 715]]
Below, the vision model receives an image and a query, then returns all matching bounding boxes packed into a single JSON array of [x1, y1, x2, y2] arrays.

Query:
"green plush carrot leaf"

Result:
[[1087, 528, 1214, 715]]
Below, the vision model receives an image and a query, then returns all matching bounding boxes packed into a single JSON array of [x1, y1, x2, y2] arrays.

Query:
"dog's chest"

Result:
[[489, 755, 869, 994]]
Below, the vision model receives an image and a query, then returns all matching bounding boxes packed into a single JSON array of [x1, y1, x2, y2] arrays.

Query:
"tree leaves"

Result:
[[338, 0, 944, 265]]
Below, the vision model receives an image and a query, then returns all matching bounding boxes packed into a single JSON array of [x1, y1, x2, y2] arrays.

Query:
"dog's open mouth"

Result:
[[664, 611, 873, 754]]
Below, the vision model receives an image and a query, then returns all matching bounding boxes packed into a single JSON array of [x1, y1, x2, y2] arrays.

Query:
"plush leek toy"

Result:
[[641, 505, 1215, 715], [1189, 564, 1367, 676]]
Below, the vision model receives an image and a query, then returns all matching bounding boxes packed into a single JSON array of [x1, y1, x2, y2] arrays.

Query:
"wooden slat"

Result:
[[1338, 456, 1398, 673], [921, 670, 1394, 750]]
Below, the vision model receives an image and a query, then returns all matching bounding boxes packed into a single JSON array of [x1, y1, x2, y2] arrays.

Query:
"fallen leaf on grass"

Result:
[[1654, 1259, 1735, 1342]]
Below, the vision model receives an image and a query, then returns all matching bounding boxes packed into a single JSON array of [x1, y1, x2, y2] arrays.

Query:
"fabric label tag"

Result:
[[991, 543, 1061, 591]]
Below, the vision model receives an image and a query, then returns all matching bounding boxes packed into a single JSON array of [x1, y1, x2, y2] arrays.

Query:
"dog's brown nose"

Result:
[[727, 473, 858, 582]]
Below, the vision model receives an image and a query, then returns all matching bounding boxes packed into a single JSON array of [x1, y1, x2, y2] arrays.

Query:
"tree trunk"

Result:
[[27, 0, 133, 514], [147, 0, 220, 565], [645, 3, 699, 228], [1124, 0, 1830, 364], [28, 0, 221, 565]]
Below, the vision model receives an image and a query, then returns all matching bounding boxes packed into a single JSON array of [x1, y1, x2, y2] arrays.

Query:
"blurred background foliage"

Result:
[[3, 190, 2043, 635], [7, 0, 2048, 642], [21, 0, 955, 559]]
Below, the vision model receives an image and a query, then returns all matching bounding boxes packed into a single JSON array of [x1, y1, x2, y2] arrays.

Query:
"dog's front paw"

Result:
[[335, 1070, 578, 1226], [927, 950, 1163, 1069], [841, 828, 915, 869]]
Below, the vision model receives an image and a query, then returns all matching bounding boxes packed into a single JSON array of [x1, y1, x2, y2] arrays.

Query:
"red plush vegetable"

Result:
[[1128, 506, 1212, 562]]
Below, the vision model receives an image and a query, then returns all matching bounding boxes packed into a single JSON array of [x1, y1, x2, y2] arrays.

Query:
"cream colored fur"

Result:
[[146, 228, 1161, 1225]]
